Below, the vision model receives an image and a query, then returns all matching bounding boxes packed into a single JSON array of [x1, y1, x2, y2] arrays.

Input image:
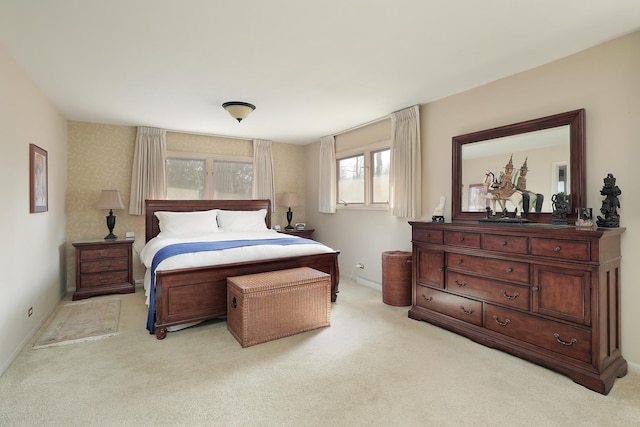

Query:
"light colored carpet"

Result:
[[33, 298, 120, 349], [1, 278, 639, 426]]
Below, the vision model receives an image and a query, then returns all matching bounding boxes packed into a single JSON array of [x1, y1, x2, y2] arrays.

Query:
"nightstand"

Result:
[[277, 229, 315, 239], [72, 239, 135, 300]]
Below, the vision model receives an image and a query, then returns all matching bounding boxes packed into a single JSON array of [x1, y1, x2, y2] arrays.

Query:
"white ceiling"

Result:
[[1, 1, 639, 144]]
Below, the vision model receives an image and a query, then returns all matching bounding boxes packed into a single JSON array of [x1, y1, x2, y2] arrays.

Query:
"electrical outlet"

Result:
[[355, 263, 365, 269], [28, 307, 33, 317]]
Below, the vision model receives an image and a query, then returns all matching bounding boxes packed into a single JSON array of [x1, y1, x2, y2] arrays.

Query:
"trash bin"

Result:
[[381, 251, 412, 306]]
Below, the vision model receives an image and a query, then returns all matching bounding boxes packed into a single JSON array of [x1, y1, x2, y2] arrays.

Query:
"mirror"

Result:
[[452, 109, 585, 223]]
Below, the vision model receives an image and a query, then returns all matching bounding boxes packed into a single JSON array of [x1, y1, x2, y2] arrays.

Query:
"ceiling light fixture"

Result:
[[222, 101, 256, 123]]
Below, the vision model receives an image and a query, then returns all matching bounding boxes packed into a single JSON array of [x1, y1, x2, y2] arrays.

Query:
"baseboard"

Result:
[[356, 276, 382, 292], [0, 292, 62, 378], [628, 361, 640, 374]]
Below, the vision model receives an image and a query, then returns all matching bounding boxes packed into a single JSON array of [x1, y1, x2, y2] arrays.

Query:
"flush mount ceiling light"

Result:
[[222, 101, 256, 123]]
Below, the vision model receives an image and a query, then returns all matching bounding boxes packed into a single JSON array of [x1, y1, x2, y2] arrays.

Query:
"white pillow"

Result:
[[217, 209, 268, 231], [155, 209, 219, 237]]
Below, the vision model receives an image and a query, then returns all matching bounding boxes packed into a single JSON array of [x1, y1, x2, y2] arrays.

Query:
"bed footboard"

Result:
[[153, 252, 340, 339]]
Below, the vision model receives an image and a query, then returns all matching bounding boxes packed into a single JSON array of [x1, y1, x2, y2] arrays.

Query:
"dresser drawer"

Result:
[[485, 305, 591, 363], [447, 253, 530, 284], [444, 231, 480, 248], [80, 271, 130, 287], [482, 234, 528, 255], [80, 257, 129, 274], [415, 285, 482, 326], [413, 228, 443, 244], [530, 238, 590, 261], [447, 272, 530, 311]]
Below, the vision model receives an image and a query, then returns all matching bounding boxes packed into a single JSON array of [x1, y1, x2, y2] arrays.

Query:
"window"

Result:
[[337, 154, 365, 204], [166, 152, 253, 200], [337, 145, 390, 208]]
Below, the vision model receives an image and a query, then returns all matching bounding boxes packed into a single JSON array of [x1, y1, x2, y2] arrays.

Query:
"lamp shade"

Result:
[[222, 101, 256, 122], [97, 190, 125, 210], [281, 192, 299, 208]]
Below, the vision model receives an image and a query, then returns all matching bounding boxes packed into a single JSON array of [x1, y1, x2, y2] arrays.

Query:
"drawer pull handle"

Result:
[[454, 279, 467, 287], [554, 246, 561, 252], [100, 279, 108, 284], [532, 286, 539, 292], [500, 289, 519, 300], [492, 315, 511, 327], [500, 241, 507, 246], [456, 259, 463, 265], [458, 237, 464, 242], [460, 306, 474, 315], [232, 297, 237, 309], [100, 265, 112, 270], [505, 267, 513, 273], [438, 267, 444, 272], [554, 333, 577, 346], [99, 251, 109, 257], [422, 295, 433, 303]]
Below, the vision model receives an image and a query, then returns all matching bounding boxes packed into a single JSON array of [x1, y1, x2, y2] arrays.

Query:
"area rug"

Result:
[[33, 298, 121, 349]]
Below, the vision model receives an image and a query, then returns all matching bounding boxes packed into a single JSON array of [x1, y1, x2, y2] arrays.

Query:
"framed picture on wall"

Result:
[[29, 143, 48, 213]]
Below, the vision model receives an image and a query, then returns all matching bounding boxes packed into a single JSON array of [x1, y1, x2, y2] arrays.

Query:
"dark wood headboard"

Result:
[[145, 199, 272, 242]]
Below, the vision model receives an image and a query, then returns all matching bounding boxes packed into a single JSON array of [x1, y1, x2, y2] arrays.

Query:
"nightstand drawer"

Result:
[[80, 246, 129, 260], [80, 258, 129, 274], [80, 271, 130, 287]]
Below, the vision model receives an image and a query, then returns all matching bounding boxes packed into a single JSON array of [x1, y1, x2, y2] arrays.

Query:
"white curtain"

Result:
[[318, 135, 336, 213], [389, 105, 421, 218], [252, 139, 276, 211], [129, 126, 167, 215]]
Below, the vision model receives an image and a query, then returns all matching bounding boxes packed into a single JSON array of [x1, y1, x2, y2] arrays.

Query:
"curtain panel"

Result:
[[389, 105, 421, 218], [252, 139, 276, 211], [129, 127, 167, 215], [318, 135, 336, 213]]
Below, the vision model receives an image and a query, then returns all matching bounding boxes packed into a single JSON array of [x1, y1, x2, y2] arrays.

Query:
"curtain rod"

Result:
[[332, 114, 390, 137], [331, 104, 417, 137]]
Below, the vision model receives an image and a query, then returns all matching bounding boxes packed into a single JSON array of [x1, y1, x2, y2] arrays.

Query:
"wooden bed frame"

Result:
[[145, 199, 340, 339]]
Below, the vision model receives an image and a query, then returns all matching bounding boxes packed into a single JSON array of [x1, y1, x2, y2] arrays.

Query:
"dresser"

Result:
[[408, 221, 626, 394], [72, 239, 135, 300]]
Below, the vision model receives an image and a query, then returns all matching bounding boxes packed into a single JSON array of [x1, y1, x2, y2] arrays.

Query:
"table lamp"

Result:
[[280, 192, 299, 231], [97, 190, 126, 240]]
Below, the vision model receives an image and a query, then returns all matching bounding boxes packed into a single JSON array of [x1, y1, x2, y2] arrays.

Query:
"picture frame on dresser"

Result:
[[29, 143, 48, 213]]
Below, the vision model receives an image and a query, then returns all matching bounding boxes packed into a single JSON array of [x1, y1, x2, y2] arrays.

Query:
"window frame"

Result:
[[335, 140, 390, 210], [166, 150, 253, 200]]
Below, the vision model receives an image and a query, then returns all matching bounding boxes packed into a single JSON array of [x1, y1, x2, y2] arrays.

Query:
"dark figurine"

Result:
[[485, 206, 493, 218], [596, 173, 621, 228], [551, 192, 571, 225]]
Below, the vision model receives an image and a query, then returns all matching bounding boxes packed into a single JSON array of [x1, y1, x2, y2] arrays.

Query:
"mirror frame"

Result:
[[452, 109, 585, 223]]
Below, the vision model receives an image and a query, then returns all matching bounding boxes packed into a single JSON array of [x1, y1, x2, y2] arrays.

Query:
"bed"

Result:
[[142, 199, 340, 339]]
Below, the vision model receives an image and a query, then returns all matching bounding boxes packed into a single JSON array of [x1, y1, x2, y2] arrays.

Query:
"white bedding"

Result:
[[140, 229, 336, 306]]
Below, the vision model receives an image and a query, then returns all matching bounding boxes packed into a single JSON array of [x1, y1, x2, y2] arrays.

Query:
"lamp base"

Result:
[[105, 210, 117, 240]]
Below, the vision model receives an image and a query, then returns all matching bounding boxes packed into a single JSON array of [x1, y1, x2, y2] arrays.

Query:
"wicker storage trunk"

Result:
[[227, 267, 331, 347]]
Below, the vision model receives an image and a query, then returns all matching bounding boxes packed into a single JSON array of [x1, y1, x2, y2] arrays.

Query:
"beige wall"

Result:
[[307, 31, 640, 367], [66, 124, 307, 290], [0, 44, 68, 375]]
